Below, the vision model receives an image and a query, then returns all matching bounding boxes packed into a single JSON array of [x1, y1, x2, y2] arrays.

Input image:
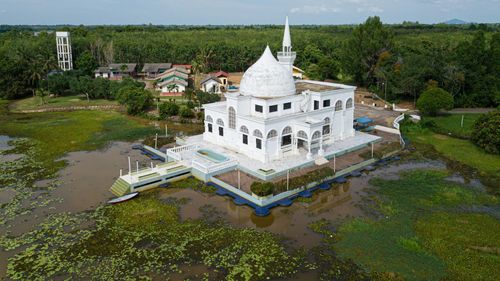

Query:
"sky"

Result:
[[0, 0, 499, 25]]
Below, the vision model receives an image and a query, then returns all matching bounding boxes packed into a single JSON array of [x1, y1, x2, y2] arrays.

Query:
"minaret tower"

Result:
[[277, 16, 296, 73]]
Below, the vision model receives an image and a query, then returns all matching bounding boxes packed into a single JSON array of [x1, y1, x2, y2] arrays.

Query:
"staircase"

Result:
[[110, 178, 131, 197]]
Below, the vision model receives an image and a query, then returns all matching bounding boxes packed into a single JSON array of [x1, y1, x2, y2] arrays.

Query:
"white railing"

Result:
[[191, 158, 238, 175], [191, 159, 209, 173], [167, 150, 182, 161], [392, 113, 406, 146], [393, 113, 405, 130], [207, 159, 238, 174], [169, 143, 200, 153], [166, 143, 200, 161]]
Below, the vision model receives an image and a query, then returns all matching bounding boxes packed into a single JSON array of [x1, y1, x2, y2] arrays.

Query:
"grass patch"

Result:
[[424, 113, 481, 138], [0, 104, 158, 175], [9, 95, 118, 111], [325, 169, 498, 281], [403, 123, 500, 176]]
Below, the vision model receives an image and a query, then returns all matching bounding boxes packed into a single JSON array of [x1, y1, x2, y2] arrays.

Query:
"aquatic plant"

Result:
[[324, 169, 499, 281], [2, 191, 305, 280]]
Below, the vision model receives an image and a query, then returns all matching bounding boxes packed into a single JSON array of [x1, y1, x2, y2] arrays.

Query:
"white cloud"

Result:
[[290, 5, 341, 14]]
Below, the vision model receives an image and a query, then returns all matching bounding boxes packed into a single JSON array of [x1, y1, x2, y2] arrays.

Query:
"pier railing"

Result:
[[166, 144, 200, 161], [191, 158, 238, 175]]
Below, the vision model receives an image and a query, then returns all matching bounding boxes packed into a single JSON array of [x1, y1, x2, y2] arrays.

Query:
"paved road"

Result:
[[354, 104, 400, 127]]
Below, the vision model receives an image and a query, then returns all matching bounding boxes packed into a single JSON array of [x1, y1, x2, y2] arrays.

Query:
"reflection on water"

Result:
[[0, 135, 13, 151], [1, 138, 486, 279], [159, 161, 448, 248]]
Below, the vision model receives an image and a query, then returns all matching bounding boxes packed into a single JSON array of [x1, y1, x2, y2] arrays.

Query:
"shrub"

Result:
[[179, 106, 194, 118], [159, 102, 179, 118], [471, 110, 500, 154], [417, 87, 454, 116], [250, 182, 274, 197], [186, 100, 196, 109], [116, 86, 153, 115], [274, 167, 335, 192]]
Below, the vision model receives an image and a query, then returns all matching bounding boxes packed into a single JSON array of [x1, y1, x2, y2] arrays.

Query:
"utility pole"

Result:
[[128, 157, 131, 175], [287, 169, 290, 191], [237, 169, 241, 190]]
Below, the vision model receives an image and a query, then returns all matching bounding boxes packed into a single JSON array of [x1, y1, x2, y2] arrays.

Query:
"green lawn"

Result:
[[9, 95, 119, 111], [0, 100, 157, 174], [316, 169, 499, 281], [404, 124, 500, 176], [425, 113, 481, 138]]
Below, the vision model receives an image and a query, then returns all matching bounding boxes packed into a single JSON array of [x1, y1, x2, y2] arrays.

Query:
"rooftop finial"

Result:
[[282, 16, 291, 52]]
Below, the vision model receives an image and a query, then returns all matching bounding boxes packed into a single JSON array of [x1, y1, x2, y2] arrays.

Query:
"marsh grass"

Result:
[[402, 122, 500, 177], [311, 169, 499, 281], [0, 106, 159, 177]]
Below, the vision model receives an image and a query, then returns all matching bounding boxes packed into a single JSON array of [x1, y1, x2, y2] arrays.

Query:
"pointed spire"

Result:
[[282, 16, 291, 52]]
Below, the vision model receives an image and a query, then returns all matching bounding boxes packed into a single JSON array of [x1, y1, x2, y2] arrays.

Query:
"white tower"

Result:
[[277, 16, 296, 73], [56, 31, 73, 71]]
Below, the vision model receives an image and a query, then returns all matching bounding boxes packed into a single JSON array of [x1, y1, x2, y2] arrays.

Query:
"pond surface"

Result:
[[1, 138, 482, 279]]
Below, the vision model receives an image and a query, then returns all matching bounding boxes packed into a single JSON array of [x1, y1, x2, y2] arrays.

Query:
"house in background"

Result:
[[94, 63, 137, 80], [155, 67, 189, 95], [141, 63, 172, 79], [292, 66, 305, 79], [172, 64, 192, 74], [157, 78, 188, 95], [201, 76, 223, 93], [200, 71, 229, 94]]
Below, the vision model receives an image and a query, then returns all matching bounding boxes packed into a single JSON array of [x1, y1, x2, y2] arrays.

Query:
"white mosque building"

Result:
[[117, 17, 381, 202], [202, 17, 358, 163]]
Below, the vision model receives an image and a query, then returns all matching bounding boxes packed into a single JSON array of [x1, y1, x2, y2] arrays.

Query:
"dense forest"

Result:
[[0, 18, 499, 107]]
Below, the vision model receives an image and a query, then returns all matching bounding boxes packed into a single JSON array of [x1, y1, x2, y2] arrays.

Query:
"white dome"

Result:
[[239, 46, 296, 98]]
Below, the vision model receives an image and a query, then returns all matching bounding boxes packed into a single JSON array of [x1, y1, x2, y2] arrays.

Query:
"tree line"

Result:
[[0, 18, 498, 107]]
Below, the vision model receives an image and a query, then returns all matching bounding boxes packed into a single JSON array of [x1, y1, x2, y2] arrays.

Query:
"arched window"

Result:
[[282, 126, 292, 135], [267, 130, 277, 139], [228, 107, 236, 129], [216, 118, 224, 126], [346, 98, 353, 109], [240, 125, 249, 134], [335, 100, 343, 111], [312, 131, 321, 140], [205, 115, 213, 123], [297, 130, 308, 140], [253, 129, 263, 138], [323, 117, 331, 135]]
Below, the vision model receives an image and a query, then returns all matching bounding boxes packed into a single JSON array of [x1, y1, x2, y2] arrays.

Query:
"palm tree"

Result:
[[36, 88, 49, 105], [183, 89, 194, 102]]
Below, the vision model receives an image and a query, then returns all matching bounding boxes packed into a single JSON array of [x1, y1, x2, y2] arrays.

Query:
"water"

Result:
[[0, 139, 481, 279]]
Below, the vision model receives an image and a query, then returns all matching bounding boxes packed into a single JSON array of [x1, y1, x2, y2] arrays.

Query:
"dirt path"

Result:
[[13, 105, 124, 113], [448, 108, 495, 114]]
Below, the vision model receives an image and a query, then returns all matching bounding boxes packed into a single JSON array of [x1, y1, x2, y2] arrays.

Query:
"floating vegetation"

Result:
[[2, 192, 306, 280], [169, 177, 217, 194], [312, 169, 499, 281], [0, 138, 60, 227]]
